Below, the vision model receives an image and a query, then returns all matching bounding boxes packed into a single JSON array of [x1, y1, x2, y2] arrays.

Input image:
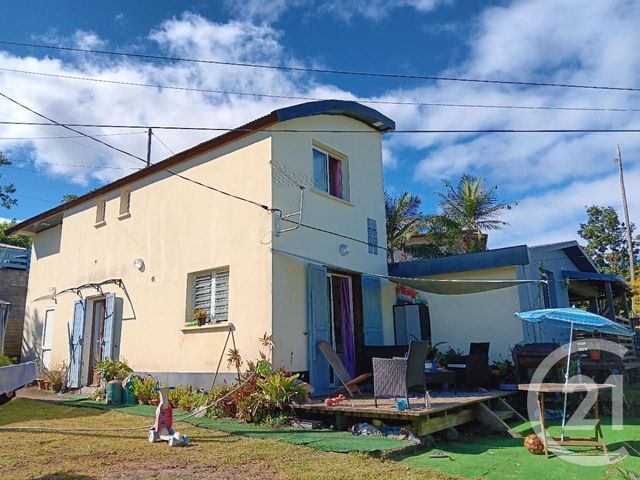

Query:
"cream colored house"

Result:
[[10, 100, 398, 394]]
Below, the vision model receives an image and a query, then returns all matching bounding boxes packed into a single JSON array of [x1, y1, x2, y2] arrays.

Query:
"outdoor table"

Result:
[[424, 370, 457, 393], [518, 382, 614, 458]]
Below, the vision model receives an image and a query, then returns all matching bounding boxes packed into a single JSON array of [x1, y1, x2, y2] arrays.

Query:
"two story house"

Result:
[[10, 100, 397, 394]]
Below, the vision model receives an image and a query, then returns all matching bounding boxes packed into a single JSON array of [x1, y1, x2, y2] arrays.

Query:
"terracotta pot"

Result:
[[36, 379, 45, 390], [42, 380, 51, 390]]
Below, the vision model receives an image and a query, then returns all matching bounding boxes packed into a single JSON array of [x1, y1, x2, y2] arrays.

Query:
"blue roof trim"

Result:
[[273, 100, 395, 132], [561, 270, 630, 287], [388, 244, 530, 277]]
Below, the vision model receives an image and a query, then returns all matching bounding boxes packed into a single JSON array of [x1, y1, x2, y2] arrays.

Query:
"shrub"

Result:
[[131, 376, 158, 404], [0, 355, 14, 367], [95, 359, 133, 382], [206, 384, 232, 418], [44, 361, 68, 386]]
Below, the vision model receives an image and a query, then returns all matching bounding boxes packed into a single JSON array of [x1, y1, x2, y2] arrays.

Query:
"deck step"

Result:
[[493, 410, 515, 421]]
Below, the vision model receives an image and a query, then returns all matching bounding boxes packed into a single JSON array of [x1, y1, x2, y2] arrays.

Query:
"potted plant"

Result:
[[193, 308, 208, 327], [44, 362, 68, 393], [491, 359, 517, 390], [131, 376, 159, 405]]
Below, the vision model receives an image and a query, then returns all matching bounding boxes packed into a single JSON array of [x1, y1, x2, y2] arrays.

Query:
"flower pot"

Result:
[[150, 398, 160, 406], [197, 317, 206, 327], [590, 351, 601, 361], [42, 380, 51, 390], [52, 382, 63, 393], [36, 378, 45, 390]]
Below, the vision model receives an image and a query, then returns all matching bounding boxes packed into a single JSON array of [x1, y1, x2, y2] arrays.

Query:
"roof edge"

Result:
[[9, 100, 395, 236]]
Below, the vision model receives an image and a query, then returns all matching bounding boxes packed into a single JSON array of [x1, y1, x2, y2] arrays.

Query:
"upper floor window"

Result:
[[312, 144, 350, 201], [95, 199, 106, 225], [190, 267, 229, 325], [119, 190, 131, 217]]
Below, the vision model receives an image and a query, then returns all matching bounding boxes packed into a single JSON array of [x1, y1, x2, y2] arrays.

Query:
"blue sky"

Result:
[[0, 0, 638, 248]]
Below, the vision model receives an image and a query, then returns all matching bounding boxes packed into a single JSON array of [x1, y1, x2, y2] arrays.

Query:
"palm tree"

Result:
[[438, 174, 511, 252], [385, 191, 427, 262]]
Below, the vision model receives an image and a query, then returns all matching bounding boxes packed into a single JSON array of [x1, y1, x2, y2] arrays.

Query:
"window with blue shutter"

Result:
[[367, 218, 378, 255], [191, 268, 229, 324]]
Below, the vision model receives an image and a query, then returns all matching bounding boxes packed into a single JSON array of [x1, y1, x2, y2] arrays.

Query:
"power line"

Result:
[[2, 66, 640, 113], [0, 91, 147, 163], [2, 40, 640, 93], [2, 120, 640, 134], [151, 131, 175, 155], [0, 131, 144, 140], [0, 90, 272, 212]]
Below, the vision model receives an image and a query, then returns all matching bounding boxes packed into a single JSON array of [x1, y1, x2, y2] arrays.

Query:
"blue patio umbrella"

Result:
[[515, 307, 634, 439]]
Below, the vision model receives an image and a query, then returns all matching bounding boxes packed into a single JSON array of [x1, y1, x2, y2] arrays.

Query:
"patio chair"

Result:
[[372, 340, 430, 407], [317, 340, 372, 397], [447, 342, 490, 389]]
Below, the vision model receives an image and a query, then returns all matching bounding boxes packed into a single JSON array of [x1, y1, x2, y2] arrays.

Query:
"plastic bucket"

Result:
[[106, 380, 123, 404]]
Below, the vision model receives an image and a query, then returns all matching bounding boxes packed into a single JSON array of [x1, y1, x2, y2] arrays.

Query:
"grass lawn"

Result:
[[402, 419, 640, 480], [0, 399, 450, 480], [3, 398, 640, 480]]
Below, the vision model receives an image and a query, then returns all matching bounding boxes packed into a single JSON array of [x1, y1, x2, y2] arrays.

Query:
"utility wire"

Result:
[[151, 130, 175, 155], [2, 66, 640, 114], [2, 120, 640, 134], [2, 40, 640, 92], [0, 90, 272, 211], [0, 131, 144, 140]]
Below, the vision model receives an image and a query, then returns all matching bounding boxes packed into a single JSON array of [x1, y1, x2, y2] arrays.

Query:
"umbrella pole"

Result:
[[560, 322, 574, 441]]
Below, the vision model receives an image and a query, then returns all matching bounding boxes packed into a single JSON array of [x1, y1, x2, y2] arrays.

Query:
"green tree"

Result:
[[578, 205, 638, 278], [385, 191, 428, 262], [0, 220, 31, 248], [0, 152, 17, 209], [437, 174, 511, 252], [61, 194, 79, 203]]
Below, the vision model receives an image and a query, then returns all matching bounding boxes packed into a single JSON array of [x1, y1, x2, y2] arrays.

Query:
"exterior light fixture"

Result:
[[339, 244, 350, 256], [133, 258, 145, 272]]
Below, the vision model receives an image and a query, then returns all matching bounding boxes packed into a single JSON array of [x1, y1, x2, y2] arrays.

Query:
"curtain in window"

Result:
[[329, 157, 342, 198], [338, 277, 356, 377], [313, 149, 328, 192]]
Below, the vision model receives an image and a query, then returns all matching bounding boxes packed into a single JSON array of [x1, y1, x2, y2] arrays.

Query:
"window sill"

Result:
[[181, 322, 233, 333], [117, 212, 131, 220], [310, 188, 354, 207], [94, 221, 107, 228]]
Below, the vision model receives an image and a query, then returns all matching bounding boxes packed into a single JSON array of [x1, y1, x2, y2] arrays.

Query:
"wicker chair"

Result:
[[372, 340, 430, 407]]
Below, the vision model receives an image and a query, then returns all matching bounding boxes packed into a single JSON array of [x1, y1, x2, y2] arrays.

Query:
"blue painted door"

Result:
[[307, 262, 331, 396], [68, 299, 86, 388], [362, 275, 384, 345], [102, 293, 116, 361]]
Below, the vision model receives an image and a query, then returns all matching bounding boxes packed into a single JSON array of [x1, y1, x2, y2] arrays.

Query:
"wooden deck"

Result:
[[294, 390, 524, 437]]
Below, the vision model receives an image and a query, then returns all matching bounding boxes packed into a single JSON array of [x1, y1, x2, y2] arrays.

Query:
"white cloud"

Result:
[[317, 0, 452, 22], [490, 165, 640, 248], [1, 2, 639, 250]]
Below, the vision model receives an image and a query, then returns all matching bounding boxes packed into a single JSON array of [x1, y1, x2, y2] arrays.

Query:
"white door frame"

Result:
[[41, 308, 55, 370]]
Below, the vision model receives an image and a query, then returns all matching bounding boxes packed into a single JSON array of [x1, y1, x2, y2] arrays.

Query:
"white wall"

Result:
[[24, 132, 274, 378], [422, 266, 526, 362], [270, 115, 392, 370]]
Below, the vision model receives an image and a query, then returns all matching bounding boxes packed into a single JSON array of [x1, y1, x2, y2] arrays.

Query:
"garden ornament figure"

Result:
[[148, 386, 189, 447]]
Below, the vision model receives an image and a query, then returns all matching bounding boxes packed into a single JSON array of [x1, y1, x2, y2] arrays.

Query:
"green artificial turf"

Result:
[[402, 418, 640, 480], [57, 398, 414, 454]]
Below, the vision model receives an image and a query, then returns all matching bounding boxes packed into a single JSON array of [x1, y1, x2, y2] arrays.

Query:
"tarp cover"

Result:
[[389, 277, 539, 295], [0, 361, 37, 394]]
